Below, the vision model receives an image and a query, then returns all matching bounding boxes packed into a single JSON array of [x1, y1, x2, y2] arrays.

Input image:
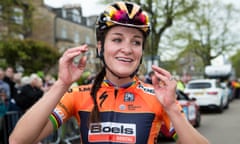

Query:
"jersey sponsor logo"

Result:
[[119, 104, 126, 110], [127, 104, 141, 110], [78, 87, 91, 92], [124, 92, 134, 102], [88, 122, 136, 143], [99, 91, 108, 107], [137, 84, 155, 95]]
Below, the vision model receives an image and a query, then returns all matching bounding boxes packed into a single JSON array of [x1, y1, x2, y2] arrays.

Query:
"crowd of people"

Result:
[[0, 66, 56, 143]]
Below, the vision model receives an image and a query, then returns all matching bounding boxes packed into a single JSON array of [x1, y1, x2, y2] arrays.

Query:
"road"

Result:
[[161, 99, 240, 144]]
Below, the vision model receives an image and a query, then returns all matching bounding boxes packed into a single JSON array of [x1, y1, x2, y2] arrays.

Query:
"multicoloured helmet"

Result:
[[96, 1, 151, 41]]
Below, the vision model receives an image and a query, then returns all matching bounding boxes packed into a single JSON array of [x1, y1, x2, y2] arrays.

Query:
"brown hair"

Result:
[[89, 68, 106, 123]]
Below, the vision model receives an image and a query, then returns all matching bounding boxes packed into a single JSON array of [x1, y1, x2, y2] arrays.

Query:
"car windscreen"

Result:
[[187, 82, 211, 89]]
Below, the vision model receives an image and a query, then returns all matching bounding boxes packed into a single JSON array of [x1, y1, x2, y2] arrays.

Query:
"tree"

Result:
[[0, 39, 60, 74], [169, 0, 239, 66], [0, 0, 33, 39], [230, 50, 240, 78]]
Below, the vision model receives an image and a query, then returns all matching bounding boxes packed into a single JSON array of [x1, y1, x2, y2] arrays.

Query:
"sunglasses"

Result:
[[105, 9, 150, 30]]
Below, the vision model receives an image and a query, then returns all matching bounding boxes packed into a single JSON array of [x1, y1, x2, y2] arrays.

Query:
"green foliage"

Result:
[[0, 39, 60, 74], [230, 50, 240, 78]]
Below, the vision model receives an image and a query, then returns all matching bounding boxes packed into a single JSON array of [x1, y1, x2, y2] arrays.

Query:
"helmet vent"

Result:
[[126, 3, 133, 13], [112, 3, 120, 10]]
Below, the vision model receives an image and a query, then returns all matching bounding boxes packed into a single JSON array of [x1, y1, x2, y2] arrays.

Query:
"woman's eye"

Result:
[[112, 38, 122, 43], [133, 41, 142, 46]]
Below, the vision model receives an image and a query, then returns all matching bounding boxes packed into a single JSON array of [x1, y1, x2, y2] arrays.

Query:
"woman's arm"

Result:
[[9, 80, 69, 144], [9, 45, 88, 144], [167, 103, 209, 144], [151, 65, 210, 144]]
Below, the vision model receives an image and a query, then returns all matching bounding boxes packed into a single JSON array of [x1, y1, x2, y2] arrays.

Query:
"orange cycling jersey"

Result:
[[49, 79, 180, 144]]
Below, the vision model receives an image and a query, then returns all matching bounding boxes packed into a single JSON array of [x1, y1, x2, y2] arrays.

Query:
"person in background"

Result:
[[145, 71, 154, 84], [9, 1, 209, 144], [176, 76, 185, 91], [8, 73, 23, 111], [3, 67, 16, 100], [0, 68, 11, 102], [14, 74, 44, 112], [0, 68, 11, 143]]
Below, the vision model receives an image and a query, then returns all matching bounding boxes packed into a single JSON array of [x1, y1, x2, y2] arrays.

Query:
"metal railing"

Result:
[[0, 111, 80, 144]]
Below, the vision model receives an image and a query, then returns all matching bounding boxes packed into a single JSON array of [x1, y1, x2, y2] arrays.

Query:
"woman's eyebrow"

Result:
[[111, 32, 143, 39]]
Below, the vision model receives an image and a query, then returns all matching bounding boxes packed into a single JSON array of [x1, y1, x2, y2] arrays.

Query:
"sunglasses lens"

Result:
[[111, 10, 148, 26]]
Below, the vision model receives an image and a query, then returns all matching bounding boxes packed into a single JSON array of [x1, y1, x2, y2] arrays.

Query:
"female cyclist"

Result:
[[9, 1, 209, 144]]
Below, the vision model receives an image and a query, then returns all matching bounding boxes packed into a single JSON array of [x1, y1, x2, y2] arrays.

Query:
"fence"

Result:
[[0, 111, 80, 144]]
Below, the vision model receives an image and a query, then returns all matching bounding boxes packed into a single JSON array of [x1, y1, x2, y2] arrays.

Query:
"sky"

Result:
[[44, 0, 240, 17]]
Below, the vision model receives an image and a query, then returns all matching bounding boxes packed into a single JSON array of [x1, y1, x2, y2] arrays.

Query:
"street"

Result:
[[161, 99, 240, 144]]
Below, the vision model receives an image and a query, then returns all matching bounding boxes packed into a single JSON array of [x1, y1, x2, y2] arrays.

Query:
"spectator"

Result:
[[42, 74, 55, 92], [14, 74, 44, 111], [8, 73, 23, 111], [21, 76, 30, 86], [3, 67, 16, 100], [145, 71, 154, 84], [0, 68, 10, 143], [0, 68, 11, 100]]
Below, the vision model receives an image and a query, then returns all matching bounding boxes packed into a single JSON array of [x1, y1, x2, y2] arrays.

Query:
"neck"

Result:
[[105, 70, 134, 87]]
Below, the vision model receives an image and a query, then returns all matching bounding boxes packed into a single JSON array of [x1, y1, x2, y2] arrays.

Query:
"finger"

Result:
[[63, 44, 88, 57], [77, 56, 87, 69], [152, 75, 162, 89], [152, 65, 171, 78], [152, 73, 168, 88], [62, 45, 89, 63]]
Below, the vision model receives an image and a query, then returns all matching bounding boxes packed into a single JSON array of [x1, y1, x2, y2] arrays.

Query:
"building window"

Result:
[[86, 18, 91, 26], [61, 27, 67, 39], [85, 35, 90, 44], [62, 9, 67, 18], [12, 7, 23, 25], [74, 32, 80, 44], [72, 9, 81, 23]]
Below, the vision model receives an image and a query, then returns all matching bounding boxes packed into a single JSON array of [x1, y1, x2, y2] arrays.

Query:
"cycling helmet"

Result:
[[96, 1, 151, 41]]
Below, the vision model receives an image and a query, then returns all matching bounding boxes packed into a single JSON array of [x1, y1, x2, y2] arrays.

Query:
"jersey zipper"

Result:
[[114, 87, 119, 98]]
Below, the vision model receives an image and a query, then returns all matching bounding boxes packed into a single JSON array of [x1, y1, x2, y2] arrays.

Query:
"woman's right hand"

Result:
[[57, 44, 88, 86]]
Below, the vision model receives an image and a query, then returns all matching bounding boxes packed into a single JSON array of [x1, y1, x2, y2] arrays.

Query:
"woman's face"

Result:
[[100, 26, 144, 78]]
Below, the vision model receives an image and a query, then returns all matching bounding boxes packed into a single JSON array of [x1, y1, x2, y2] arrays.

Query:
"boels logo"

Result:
[[88, 122, 136, 143]]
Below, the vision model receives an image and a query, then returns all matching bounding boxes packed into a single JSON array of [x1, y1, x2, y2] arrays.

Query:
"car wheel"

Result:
[[224, 99, 229, 109], [194, 111, 201, 128]]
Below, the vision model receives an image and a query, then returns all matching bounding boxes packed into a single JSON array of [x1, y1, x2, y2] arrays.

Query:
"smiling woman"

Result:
[[9, 1, 209, 144]]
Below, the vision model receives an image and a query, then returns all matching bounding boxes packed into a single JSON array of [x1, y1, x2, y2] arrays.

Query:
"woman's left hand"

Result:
[[151, 65, 177, 110]]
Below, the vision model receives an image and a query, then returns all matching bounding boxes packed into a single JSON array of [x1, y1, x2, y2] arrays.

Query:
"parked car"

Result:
[[184, 79, 229, 113], [158, 89, 201, 140]]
